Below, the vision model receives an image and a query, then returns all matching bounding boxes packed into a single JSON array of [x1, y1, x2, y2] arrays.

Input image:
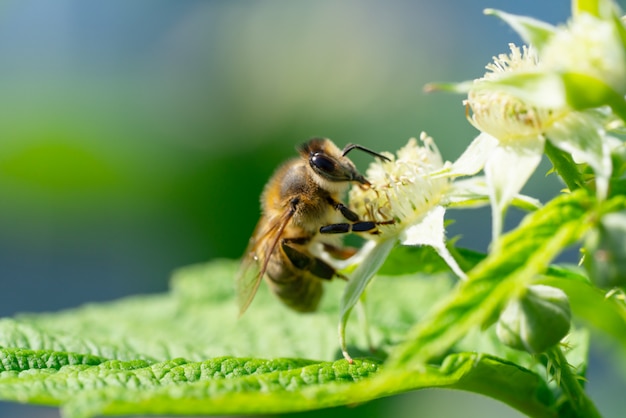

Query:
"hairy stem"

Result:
[[546, 346, 601, 418]]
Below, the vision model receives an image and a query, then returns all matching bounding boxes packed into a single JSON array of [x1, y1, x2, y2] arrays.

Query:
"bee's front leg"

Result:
[[319, 221, 382, 234], [324, 197, 394, 234], [327, 198, 360, 222]]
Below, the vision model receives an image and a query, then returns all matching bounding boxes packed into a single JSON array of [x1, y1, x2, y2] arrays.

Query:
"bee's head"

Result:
[[297, 138, 388, 190]]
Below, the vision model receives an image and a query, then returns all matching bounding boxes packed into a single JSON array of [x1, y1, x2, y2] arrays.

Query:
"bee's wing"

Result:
[[235, 241, 263, 316], [236, 207, 295, 316]]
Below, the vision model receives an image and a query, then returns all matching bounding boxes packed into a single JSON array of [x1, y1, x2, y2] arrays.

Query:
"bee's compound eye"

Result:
[[310, 153, 336, 174]]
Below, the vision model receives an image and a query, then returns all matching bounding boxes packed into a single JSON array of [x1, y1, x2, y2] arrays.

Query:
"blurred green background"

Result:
[[1, 1, 624, 417]]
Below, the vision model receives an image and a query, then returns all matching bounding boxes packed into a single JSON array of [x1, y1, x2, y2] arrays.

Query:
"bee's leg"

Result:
[[281, 239, 347, 281], [327, 198, 360, 222], [324, 197, 394, 234], [319, 219, 394, 235]]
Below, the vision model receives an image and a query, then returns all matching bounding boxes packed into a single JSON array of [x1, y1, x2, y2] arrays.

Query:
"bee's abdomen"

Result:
[[265, 253, 323, 312], [269, 276, 322, 313]]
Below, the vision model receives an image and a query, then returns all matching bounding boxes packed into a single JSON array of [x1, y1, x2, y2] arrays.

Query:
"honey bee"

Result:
[[236, 137, 391, 315]]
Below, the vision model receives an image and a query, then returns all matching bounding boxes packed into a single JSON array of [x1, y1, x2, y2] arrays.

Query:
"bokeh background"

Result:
[[1, 1, 625, 417]]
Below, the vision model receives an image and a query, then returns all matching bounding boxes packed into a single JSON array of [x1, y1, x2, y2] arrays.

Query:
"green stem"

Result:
[[545, 346, 601, 418], [544, 141, 586, 193]]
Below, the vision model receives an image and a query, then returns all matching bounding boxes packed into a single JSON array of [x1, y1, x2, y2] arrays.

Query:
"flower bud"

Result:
[[496, 285, 571, 353]]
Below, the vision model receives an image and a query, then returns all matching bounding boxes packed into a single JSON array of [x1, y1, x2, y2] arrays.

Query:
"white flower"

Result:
[[459, 44, 555, 241], [435, 3, 626, 242], [449, 44, 614, 242], [337, 133, 540, 362], [542, 12, 626, 95], [349, 134, 450, 244], [467, 45, 566, 143]]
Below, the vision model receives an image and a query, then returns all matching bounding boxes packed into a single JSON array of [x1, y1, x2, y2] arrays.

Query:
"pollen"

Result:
[[349, 133, 450, 241], [466, 44, 563, 143], [483, 44, 539, 78]]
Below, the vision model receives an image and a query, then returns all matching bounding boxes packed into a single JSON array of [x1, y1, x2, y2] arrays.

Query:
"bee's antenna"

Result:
[[342, 143, 390, 162]]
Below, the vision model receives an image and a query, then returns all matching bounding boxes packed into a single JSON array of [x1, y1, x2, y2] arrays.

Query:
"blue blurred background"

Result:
[[1, 1, 624, 417]]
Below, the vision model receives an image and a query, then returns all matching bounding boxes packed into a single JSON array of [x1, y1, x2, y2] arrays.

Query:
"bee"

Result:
[[236, 137, 391, 315]]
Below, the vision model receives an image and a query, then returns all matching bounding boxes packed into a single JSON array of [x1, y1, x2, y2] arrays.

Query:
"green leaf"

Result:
[[0, 259, 443, 416], [546, 110, 612, 199], [387, 189, 594, 367], [475, 71, 567, 110], [22, 352, 555, 418], [544, 140, 587, 193], [561, 72, 626, 121], [377, 245, 484, 276], [3, 260, 437, 363], [0, 353, 376, 413], [455, 320, 590, 383], [573, 0, 614, 19], [0, 347, 107, 373], [378, 245, 451, 276], [484, 9, 556, 50], [0, 257, 565, 418]]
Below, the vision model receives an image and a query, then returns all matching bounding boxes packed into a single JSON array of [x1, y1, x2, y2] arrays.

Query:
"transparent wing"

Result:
[[235, 208, 295, 316], [235, 238, 263, 316], [235, 216, 267, 316]]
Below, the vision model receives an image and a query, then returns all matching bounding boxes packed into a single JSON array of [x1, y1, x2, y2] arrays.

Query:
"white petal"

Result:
[[445, 176, 541, 211], [400, 206, 467, 280], [400, 206, 446, 247], [445, 177, 491, 208], [442, 133, 499, 177], [485, 138, 545, 240], [484, 10, 556, 51]]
